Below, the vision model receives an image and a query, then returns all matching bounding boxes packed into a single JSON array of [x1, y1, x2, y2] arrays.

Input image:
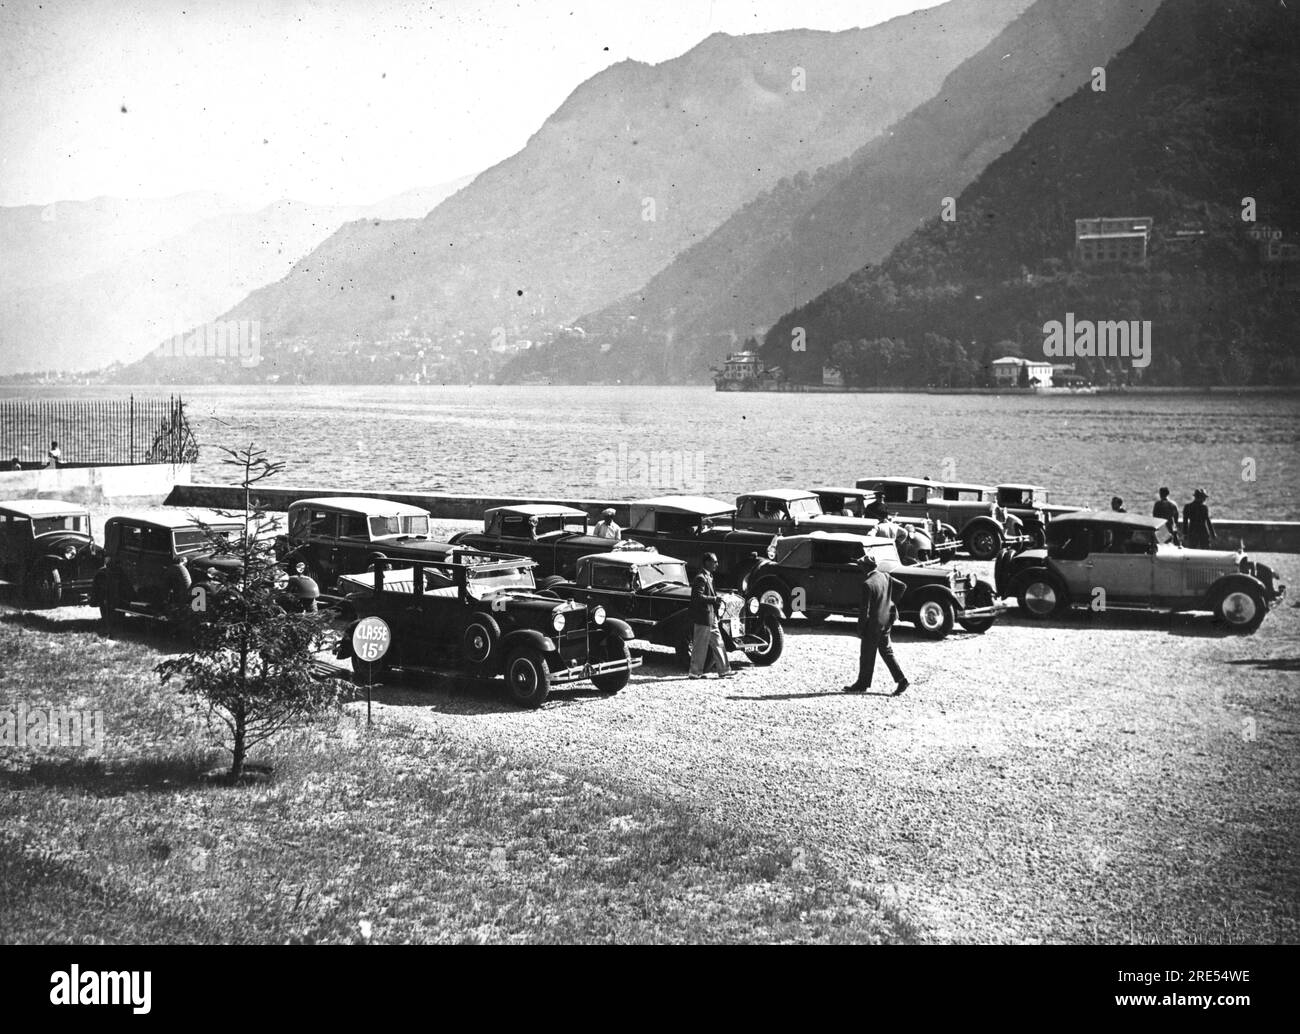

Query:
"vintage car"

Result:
[[277, 496, 458, 589], [449, 504, 614, 581], [0, 499, 102, 606], [994, 512, 1285, 633], [809, 486, 961, 559], [994, 483, 1081, 547], [738, 488, 960, 561], [93, 510, 320, 626], [335, 551, 640, 707], [738, 531, 1001, 638], [854, 476, 1031, 560], [550, 545, 784, 667], [620, 496, 778, 588]]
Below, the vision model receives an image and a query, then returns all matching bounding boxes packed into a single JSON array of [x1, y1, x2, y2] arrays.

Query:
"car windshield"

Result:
[[787, 497, 823, 519], [866, 542, 902, 565], [369, 514, 431, 537], [173, 526, 242, 555], [534, 516, 586, 537], [636, 560, 689, 587], [467, 564, 536, 599], [32, 514, 88, 535]]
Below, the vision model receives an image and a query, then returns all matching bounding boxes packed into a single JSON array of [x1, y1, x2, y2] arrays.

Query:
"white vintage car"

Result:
[[994, 512, 1285, 633]]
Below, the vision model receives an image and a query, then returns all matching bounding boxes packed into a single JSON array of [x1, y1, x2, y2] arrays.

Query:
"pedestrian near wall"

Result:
[[843, 554, 909, 696], [46, 440, 62, 468], [1183, 488, 1216, 549], [688, 552, 731, 679], [1152, 486, 1179, 532]]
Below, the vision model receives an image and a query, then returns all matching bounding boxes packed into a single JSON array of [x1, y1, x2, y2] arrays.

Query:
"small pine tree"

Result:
[[155, 444, 344, 781]]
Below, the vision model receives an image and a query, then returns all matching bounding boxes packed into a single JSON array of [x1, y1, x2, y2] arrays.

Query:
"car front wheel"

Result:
[[965, 527, 1002, 561], [1216, 584, 1266, 634], [748, 611, 785, 666], [504, 647, 552, 708], [591, 637, 631, 694], [913, 595, 955, 638], [28, 563, 62, 607]]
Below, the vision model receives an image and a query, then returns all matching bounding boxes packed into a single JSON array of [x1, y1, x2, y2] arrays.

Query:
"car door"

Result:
[[1047, 524, 1094, 597], [113, 523, 147, 601], [1088, 527, 1154, 602], [583, 561, 638, 621], [138, 527, 175, 607], [810, 541, 860, 611]]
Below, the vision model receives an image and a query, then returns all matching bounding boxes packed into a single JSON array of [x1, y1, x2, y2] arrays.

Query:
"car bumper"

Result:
[[956, 603, 1007, 619], [548, 655, 642, 685]]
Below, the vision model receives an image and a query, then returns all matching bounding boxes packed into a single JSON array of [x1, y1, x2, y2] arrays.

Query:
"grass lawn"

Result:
[[0, 611, 914, 944]]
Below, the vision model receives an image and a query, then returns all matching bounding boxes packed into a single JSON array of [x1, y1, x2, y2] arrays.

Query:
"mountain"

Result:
[[0, 176, 474, 374], [118, 0, 1031, 385], [760, 0, 1300, 388], [507, 0, 1159, 383]]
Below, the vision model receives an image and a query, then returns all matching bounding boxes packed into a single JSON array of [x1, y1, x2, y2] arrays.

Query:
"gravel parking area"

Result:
[[351, 548, 1299, 944], [66, 509, 1300, 942]]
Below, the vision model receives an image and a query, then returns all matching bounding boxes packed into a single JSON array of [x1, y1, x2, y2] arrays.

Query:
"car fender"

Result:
[[499, 628, 557, 656], [1205, 572, 1268, 608], [336, 619, 360, 658], [963, 515, 1002, 537], [729, 554, 768, 590], [901, 583, 958, 616], [603, 616, 635, 641]]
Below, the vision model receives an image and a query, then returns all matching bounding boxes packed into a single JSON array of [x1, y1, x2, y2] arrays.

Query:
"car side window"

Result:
[[339, 514, 368, 539], [814, 541, 862, 566], [1055, 529, 1090, 561], [120, 525, 144, 551], [502, 516, 529, 538], [307, 510, 337, 539], [141, 527, 172, 555], [591, 565, 632, 591]]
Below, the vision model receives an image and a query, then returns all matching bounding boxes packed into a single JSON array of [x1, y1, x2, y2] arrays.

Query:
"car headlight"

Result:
[[64, 545, 78, 560], [592, 605, 606, 625], [747, 596, 759, 614], [551, 611, 566, 633], [968, 573, 977, 590]]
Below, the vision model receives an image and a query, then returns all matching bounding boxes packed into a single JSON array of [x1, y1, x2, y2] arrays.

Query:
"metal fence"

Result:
[[0, 395, 199, 467]]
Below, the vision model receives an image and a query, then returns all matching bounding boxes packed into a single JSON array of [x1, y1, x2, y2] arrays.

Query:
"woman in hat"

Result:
[[1182, 488, 1215, 549], [594, 507, 621, 540]]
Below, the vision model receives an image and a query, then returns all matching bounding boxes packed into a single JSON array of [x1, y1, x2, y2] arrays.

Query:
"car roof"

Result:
[[0, 498, 90, 517], [630, 495, 735, 515], [781, 530, 882, 546], [291, 496, 432, 517], [938, 481, 993, 492], [809, 486, 868, 496], [1050, 510, 1164, 530], [487, 504, 588, 518], [739, 488, 818, 503], [107, 508, 244, 530], [998, 483, 1047, 491], [856, 476, 934, 488], [582, 550, 684, 567]]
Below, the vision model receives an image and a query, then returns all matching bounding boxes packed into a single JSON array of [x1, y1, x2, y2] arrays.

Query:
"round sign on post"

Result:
[[351, 616, 391, 727]]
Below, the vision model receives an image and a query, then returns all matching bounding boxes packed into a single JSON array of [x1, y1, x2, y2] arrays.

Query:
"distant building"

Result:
[[991, 356, 1053, 387], [822, 365, 844, 388], [717, 350, 764, 385], [1075, 217, 1153, 266]]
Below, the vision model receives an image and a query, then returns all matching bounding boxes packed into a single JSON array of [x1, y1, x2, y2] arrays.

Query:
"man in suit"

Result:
[[843, 553, 909, 695], [688, 552, 732, 679]]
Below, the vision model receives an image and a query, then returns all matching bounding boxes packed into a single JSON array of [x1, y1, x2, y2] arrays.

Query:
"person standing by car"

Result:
[[1152, 487, 1179, 532], [1183, 488, 1216, 549], [864, 491, 890, 522], [46, 441, 62, 467], [1110, 496, 1127, 513], [688, 553, 731, 679], [843, 554, 909, 696], [594, 508, 621, 540]]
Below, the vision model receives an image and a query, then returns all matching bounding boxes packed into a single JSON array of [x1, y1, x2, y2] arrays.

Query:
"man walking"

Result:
[[1152, 486, 1179, 532], [844, 554, 909, 695], [1183, 488, 1216, 549], [688, 552, 731, 679]]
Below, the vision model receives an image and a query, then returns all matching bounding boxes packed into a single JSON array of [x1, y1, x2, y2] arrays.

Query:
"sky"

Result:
[[0, 0, 945, 208]]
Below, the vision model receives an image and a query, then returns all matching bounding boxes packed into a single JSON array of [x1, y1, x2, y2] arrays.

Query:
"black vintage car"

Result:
[[93, 510, 320, 627], [335, 551, 640, 707], [276, 496, 458, 589], [809, 486, 961, 560], [551, 545, 784, 668], [450, 505, 615, 581], [739, 531, 1002, 638], [620, 496, 777, 589], [0, 499, 102, 606]]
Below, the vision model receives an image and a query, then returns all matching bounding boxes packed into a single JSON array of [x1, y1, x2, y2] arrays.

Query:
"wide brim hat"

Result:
[[1193, 488, 1208, 499], [601, 508, 617, 517]]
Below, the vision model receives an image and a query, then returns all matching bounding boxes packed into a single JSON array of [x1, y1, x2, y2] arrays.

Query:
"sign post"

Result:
[[350, 616, 391, 728]]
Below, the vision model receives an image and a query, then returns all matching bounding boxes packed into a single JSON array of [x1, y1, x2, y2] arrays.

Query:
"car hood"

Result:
[[33, 531, 96, 554]]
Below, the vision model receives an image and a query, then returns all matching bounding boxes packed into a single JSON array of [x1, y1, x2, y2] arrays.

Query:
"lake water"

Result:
[[5, 385, 1300, 519]]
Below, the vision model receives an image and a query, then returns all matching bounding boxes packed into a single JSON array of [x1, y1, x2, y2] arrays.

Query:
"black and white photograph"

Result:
[[0, 0, 1295, 1006]]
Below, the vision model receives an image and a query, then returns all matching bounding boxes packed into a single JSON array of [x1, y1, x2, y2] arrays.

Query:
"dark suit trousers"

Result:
[[858, 623, 904, 687]]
